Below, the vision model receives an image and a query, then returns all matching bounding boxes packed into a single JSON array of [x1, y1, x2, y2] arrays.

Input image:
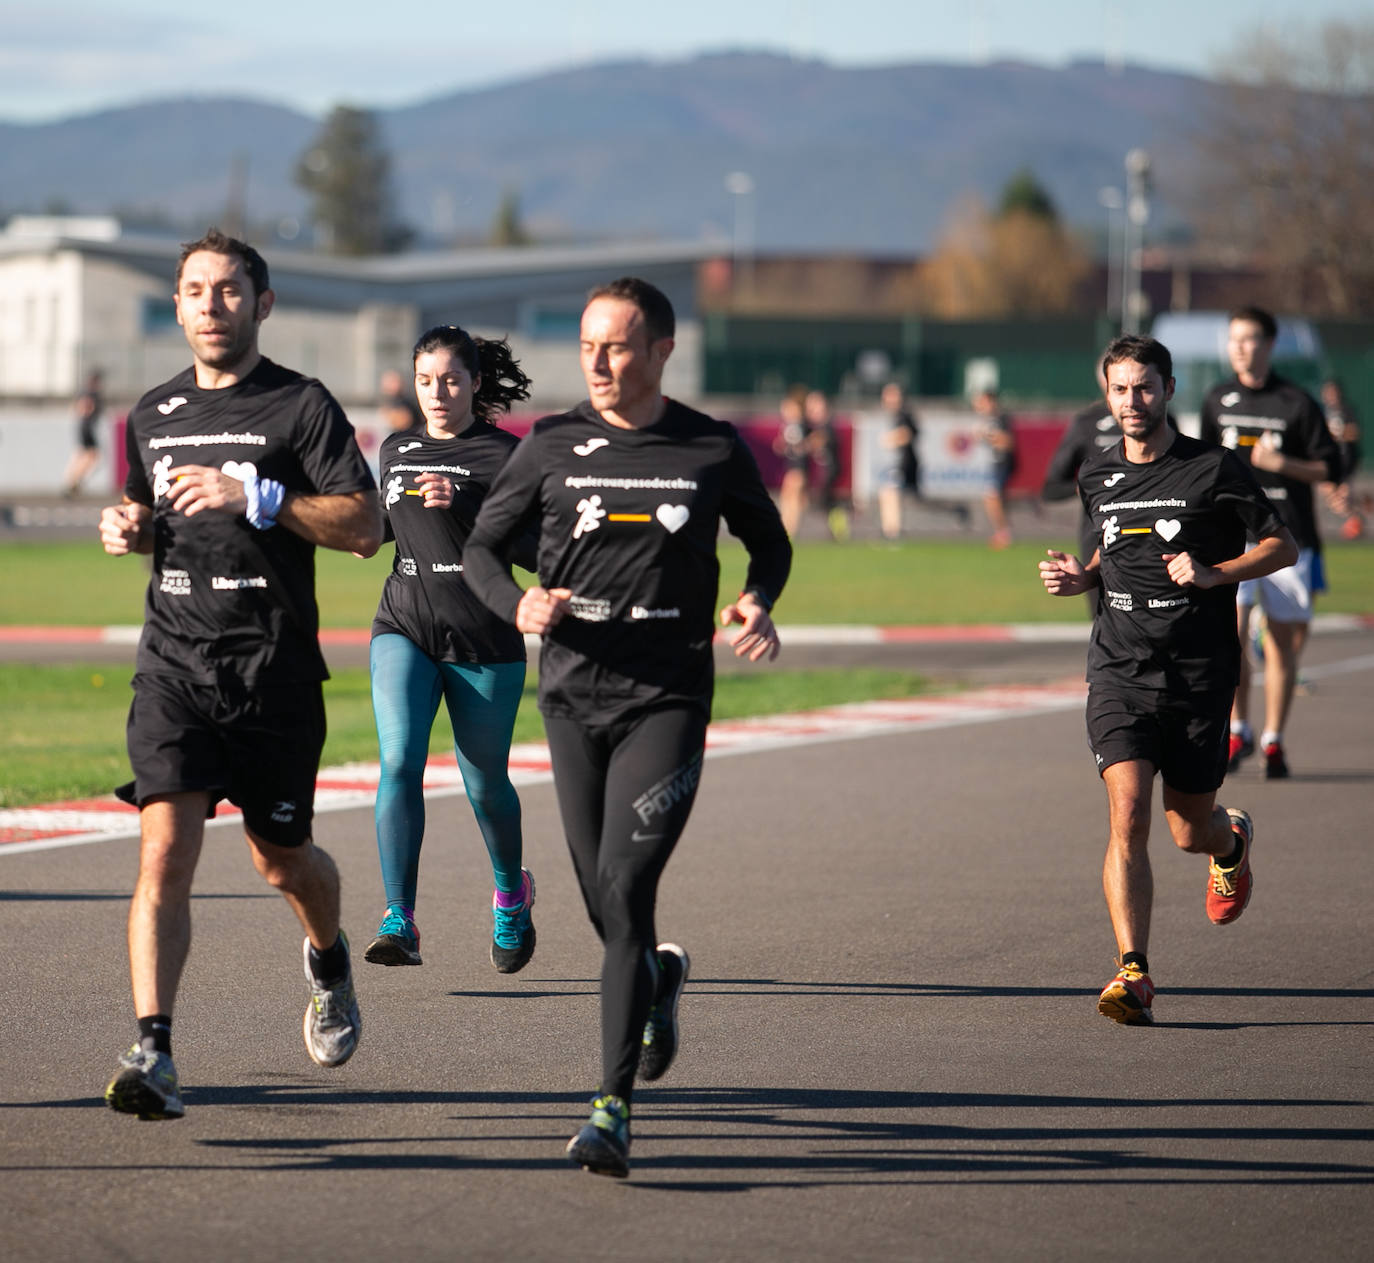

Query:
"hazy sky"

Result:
[[3, 0, 1369, 122]]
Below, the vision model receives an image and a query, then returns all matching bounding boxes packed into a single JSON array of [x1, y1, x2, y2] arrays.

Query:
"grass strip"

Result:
[[0, 663, 936, 809]]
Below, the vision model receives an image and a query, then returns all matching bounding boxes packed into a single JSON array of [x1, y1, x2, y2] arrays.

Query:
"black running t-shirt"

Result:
[[371, 422, 533, 664], [464, 399, 792, 723], [122, 358, 376, 684], [1042, 402, 1121, 503], [1198, 373, 1341, 551], [1078, 433, 1284, 694]]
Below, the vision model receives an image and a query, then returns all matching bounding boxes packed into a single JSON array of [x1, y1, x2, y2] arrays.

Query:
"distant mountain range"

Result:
[[0, 52, 1215, 253]]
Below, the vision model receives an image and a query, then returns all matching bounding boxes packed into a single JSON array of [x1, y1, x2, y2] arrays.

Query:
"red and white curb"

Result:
[[2, 612, 1369, 650], [0, 681, 1089, 855]]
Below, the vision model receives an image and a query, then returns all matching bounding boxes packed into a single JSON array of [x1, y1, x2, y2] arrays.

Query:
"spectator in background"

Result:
[[876, 381, 920, 541], [974, 387, 1017, 549], [805, 388, 849, 540], [773, 387, 810, 538], [378, 367, 423, 434], [62, 369, 105, 497], [1318, 378, 1365, 540]]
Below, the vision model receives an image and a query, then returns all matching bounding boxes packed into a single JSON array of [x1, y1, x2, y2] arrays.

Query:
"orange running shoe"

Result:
[[1097, 961, 1155, 1025], [1207, 808, 1254, 925]]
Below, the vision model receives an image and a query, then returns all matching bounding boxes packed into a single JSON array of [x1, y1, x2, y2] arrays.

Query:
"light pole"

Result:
[[725, 170, 755, 295], [1122, 148, 1150, 333], [1098, 186, 1123, 322]]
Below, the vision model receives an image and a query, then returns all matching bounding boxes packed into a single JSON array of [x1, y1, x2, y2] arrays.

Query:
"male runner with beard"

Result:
[[1040, 335, 1295, 1026], [99, 228, 381, 1118]]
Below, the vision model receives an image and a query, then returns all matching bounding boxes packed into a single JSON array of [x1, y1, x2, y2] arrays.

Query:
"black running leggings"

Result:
[[543, 705, 707, 1102]]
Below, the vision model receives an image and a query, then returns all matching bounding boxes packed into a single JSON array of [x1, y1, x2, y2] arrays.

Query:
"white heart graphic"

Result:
[[1154, 519, 1181, 541], [656, 504, 689, 534], [222, 460, 257, 482]]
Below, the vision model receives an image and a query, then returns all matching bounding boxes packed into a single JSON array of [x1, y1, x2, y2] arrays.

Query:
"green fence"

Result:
[[704, 314, 1121, 403], [702, 313, 1373, 468]]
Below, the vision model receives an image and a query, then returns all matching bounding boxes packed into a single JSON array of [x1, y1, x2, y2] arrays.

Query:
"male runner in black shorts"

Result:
[[1039, 334, 1295, 1025], [1199, 306, 1342, 779], [464, 277, 791, 1177], [98, 228, 382, 1119]]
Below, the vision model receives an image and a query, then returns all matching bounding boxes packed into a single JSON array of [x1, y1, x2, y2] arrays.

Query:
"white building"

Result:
[[0, 217, 713, 492]]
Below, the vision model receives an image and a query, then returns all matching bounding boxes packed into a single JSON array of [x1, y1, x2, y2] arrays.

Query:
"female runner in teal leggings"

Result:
[[363, 325, 539, 972]]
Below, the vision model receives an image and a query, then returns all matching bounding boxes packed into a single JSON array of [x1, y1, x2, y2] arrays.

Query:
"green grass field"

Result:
[[3, 534, 1370, 808], [6, 534, 1373, 627], [0, 664, 937, 808]]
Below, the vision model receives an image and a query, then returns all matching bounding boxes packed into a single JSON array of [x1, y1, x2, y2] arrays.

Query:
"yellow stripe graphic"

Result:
[[1121, 528, 1153, 534], [608, 514, 651, 522]]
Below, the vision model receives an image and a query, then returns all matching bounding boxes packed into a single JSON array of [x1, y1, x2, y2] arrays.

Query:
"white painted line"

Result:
[[5, 650, 1371, 857], [0, 682, 1086, 855]]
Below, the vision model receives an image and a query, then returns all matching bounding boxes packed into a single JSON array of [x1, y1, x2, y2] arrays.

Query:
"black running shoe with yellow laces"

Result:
[[639, 943, 689, 1081], [566, 1093, 631, 1178]]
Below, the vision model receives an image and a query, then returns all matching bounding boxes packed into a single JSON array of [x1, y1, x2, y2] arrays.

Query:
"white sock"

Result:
[[1261, 730, 1281, 748]]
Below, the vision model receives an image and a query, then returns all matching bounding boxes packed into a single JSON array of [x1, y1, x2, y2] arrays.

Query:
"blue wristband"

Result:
[[244, 472, 285, 530]]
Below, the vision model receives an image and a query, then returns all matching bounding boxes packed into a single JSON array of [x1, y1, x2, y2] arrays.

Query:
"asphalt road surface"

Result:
[[2, 632, 1371, 1262]]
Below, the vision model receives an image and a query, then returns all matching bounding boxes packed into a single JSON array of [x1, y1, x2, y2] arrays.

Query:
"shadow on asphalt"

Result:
[[681, 977, 1374, 1000], [0, 889, 272, 902], [7, 1084, 1372, 1189]]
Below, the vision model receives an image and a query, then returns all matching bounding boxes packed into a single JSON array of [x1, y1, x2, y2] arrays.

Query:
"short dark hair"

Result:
[[586, 276, 675, 343], [1227, 305, 1277, 340], [1102, 335, 1173, 384], [176, 227, 271, 298], [411, 324, 531, 423]]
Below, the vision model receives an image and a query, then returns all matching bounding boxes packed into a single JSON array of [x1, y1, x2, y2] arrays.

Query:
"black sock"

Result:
[[1121, 952, 1149, 975], [138, 1014, 172, 1056], [308, 935, 350, 984], [1219, 837, 1245, 868]]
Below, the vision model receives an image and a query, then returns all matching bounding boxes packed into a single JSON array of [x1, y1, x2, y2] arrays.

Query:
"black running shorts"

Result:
[[1084, 685, 1230, 795], [117, 673, 326, 846]]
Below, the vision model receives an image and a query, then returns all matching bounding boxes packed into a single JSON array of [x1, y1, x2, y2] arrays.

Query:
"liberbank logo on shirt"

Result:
[[212, 575, 268, 590]]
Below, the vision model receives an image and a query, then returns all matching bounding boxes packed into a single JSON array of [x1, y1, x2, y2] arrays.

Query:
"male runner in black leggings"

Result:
[[465, 277, 791, 1177]]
